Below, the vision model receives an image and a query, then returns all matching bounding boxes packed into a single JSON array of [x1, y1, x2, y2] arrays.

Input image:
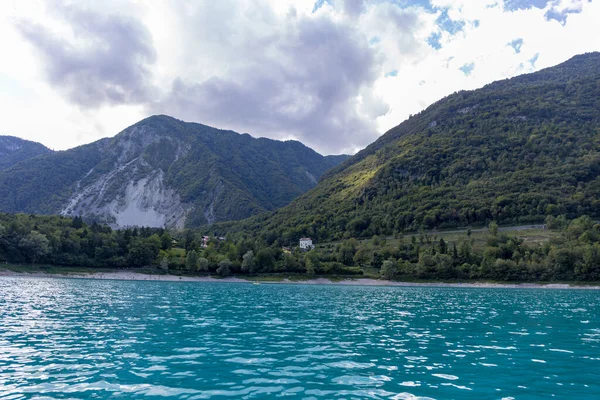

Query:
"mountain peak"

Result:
[[0, 117, 348, 228], [0, 136, 52, 171]]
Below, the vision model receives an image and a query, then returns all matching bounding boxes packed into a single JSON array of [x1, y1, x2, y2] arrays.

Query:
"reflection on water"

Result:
[[0, 277, 599, 399]]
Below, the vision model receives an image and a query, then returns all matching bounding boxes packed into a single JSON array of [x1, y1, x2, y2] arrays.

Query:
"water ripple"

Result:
[[1, 277, 599, 399]]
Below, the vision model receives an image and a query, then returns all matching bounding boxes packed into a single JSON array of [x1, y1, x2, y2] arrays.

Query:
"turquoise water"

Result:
[[0, 278, 599, 399]]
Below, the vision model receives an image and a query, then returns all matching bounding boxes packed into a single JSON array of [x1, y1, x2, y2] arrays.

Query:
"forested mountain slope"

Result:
[[0, 136, 52, 171], [218, 52, 600, 243], [0, 116, 347, 228]]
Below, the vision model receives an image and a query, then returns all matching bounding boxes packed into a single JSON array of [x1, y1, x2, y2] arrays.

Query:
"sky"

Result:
[[0, 0, 598, 155]]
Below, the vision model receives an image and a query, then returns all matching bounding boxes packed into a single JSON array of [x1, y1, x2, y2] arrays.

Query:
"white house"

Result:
[[299, 237, 314, 250]]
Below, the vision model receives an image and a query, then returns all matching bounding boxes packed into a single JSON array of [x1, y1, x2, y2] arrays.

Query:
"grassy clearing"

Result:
[[434, 228, 556, 252], [317, 227, 557, 253]]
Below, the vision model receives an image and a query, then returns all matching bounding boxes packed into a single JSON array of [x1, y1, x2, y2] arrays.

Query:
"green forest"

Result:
[[2, 213, 600, 282], [214, 52, 600, 243]]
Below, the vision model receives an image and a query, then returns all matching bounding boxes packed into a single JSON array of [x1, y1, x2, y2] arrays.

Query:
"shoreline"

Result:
[[1, 269, 599, 289]]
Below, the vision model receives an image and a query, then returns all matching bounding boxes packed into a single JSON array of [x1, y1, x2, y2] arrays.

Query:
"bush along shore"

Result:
[[1, 213, 600, 283]]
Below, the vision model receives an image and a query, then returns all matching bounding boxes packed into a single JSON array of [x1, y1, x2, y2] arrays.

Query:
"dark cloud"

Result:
[[16, 3, 156, 108], [151, 14, 388, 154]]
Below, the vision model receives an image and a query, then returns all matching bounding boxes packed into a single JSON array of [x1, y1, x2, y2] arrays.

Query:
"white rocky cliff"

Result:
[[60, 125, 190, 229]]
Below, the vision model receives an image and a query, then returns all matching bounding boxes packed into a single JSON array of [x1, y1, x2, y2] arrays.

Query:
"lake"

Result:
[[0, 277, 599, 399]]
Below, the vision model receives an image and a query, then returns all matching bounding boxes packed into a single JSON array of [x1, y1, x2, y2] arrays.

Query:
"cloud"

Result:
[[338, 0, 367, 17], [1, 0, 599, 154], [15, 2, 156, 108], [544, 0, 590, 23], [149, 4, 397, 154]]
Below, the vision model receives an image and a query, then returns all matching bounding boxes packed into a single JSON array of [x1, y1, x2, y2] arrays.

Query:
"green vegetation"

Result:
[[0, 213, 165, 269], [2, 212, 600, 283], [0, 136, 51, 171], [0, 264, 113, 275], [216, 52, 600, 242], [0, 116, 349, 226]]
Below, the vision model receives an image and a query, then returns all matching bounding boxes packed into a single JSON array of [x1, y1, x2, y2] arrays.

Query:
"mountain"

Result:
[[219, 52, 600, 242], [324, 154, 351, 165], [0, 136, 52, 171], [0, 116, 347, 228]]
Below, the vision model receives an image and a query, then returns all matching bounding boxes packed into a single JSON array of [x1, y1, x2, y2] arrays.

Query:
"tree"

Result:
[[184, 230, 195, 251], [305, 258, 316, 277], [353, 247, 372, 266], [71, 216, 83, 229], [438, 238, 447, 254], [241, 250, 255, 273], [545, 215, 568, 230], [19, 231, 50, 264], [372, 235, 381, 246], [256, 248, 275, 272], [489, 222, 499, 236], [337, 239, 358, 265], [217, 259, 232, 276], [380, 259, 398, 280], [305, 251, 319, 277], [578, 244, 600, 280], [197, 257, 209, 272], [372, 252, 384, 269], [186, 250, 199, 271], [127, 235, 161, 267], [160, 232, 173, 250]]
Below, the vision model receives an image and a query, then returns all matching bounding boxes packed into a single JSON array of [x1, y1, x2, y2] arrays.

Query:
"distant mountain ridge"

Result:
[[217, 52, 600, 242], [0, 116, 349, 228], [0, 136, 52, 171]]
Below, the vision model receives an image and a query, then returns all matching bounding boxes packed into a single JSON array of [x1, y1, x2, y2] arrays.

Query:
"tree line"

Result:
[[1, 212, 600, 282]]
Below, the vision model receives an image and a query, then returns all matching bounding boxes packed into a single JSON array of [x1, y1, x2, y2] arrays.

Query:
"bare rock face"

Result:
[[62, 170, 190, 229], [60, 125, 191, 229]]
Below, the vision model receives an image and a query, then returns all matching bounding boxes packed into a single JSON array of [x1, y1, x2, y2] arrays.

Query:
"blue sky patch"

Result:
[[529, 53, 540, 67], [369, 36, 381, 45], [460, 62, 475, 76], [312, 0, 333, 13], [385, 70, 399, 77], [509, 38, 524, 53], [437, 9, 466, 35], [389, 0, 434, 11], [427, 32, 442, 50], [503, 0, 550, 11]]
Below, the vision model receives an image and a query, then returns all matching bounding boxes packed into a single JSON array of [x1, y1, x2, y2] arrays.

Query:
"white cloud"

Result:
[[0, 0, 598, 153], [373, 0, 600, 136]]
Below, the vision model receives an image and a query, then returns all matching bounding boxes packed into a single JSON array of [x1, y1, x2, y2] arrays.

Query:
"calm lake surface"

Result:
[[1, 277, 599, 399]]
